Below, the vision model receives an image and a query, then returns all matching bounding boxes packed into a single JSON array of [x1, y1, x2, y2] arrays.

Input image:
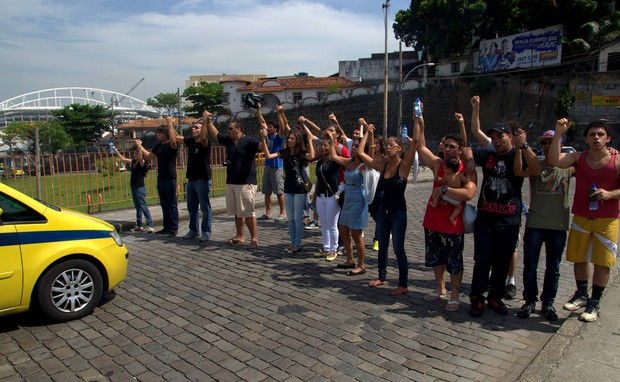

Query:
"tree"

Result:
[[182, 82, 225, 117], [51, 104, 110, 145], [147, 92, 179, 116], [393, 0, 615, 59], [1, 122, 30, 156], [566, 10, 620, 52]]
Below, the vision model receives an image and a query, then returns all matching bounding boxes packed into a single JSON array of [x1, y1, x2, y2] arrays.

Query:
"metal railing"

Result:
[[0, 145, 267, 213]]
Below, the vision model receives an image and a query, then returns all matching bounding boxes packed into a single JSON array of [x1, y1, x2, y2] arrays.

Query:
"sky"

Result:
[[0, 0, 411, 103]]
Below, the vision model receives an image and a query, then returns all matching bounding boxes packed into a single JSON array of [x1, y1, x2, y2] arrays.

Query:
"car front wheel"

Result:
[[37, 259, 104, 322]]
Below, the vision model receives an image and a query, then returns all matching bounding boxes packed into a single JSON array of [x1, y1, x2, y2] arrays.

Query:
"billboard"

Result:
[[478, 25, 563, 73]]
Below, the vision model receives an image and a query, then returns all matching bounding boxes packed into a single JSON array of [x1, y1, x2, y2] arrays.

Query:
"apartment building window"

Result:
[[451, 62, 461, 73], [222, 93, 230, 105], [317, 92, 326, 102], [293, 92, 302, 104]]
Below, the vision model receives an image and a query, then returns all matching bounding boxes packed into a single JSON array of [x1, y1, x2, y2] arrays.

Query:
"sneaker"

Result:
[[504, 284, 517, 300], [372, 240, 379, 251], [579, 299, 600, 322], [130, 225, 145, 232], [517, 302, 536, 318], [488, 299, 509, 315], [563, 291, 588, 311], [155, 229, 169, 235], [325, 253, 338, 261], [469, 297, 484, 317], [200, 233, 209, 242], [144, 226, 155, 233], [541, 304, 558, 321], [168, 230, 178, 237], [304, 222, 320, 230], [183, 231, 199, 239]]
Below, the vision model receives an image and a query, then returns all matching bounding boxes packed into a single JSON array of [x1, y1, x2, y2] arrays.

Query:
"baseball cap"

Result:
[[537, 130, 555, 141], [486, 123, 511, 136]]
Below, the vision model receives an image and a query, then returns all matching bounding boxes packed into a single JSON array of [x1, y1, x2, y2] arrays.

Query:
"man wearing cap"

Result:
[[169, 111, 213, 242], [548, 118, 620, 322], [137, 116, 179, 236], [515, 129, 574, 321], [462, 103, 540, 317]]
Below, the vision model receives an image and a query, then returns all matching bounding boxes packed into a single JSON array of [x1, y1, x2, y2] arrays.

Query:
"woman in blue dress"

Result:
[[327, 133, 369, 276]]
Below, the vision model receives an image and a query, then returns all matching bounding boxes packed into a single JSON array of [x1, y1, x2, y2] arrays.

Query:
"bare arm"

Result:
[[415, 115, 442, 173], [166, 117, 178, 149], [112, 147, 132, 164], [470, 95, 489, 145], [277, 106, 291, 135], [547, 118, 578, 169], [455, 112, 467, 147], [136, 139, 156, 160], [512, 128, 541, 176], [399, 122, 419, 178], [326, 132, 352, 167], [302, 125, 315, 161], [357, 123, 383, 171], [329, 113, 347, 142], [199, 111, 211, 148], [300, 115, 322, 134], [260, 129, 279, 159]]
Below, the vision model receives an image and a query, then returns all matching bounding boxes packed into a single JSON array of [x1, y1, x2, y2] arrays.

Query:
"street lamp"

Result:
[[398, 62, 434, 136]]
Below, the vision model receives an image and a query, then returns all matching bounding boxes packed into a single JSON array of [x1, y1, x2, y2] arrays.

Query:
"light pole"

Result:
[[382, 0, 389, 140], [398, 62, 434, 136]]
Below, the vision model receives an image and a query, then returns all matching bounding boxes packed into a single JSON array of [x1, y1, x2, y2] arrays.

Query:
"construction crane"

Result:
[[115, 77, 145, 105]]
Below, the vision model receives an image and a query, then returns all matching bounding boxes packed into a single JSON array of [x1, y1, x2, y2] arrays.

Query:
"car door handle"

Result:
[[0, 271, 15, 280]]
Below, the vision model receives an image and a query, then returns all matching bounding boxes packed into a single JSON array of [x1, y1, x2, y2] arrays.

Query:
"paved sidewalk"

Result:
[[1, 166, 618, 381]]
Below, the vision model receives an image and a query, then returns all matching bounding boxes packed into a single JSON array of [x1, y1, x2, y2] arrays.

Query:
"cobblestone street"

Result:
[[0, 179, 581, 381]]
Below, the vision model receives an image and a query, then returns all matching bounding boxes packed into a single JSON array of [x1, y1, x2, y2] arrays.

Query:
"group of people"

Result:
[[120, 96, 619, 323]]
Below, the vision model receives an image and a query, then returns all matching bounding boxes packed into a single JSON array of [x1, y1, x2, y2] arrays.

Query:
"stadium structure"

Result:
[[0, 87, 161, 127]]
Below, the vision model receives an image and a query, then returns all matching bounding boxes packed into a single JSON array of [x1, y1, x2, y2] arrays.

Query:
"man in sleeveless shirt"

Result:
[[547, 119, 620, 322]]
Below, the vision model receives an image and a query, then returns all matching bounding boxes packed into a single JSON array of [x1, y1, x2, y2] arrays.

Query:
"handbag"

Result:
[[462, 203, 477, 234]]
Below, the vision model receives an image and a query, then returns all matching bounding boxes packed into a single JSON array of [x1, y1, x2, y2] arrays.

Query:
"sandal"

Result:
[[391, 286, 409, 296], [248, 241, 259, 250], [423, 291, 447, 301], [445, 300, 461, 312], [335, 262, 355, 269], [368, 279, 384, 288], [228, 238, 245, 245]]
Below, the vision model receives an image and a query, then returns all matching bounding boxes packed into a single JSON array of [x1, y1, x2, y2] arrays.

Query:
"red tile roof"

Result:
[[239, 76, 361, 92]]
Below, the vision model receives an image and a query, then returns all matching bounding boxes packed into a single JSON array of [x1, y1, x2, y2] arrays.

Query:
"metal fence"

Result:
[[0, 145, 268, 213]]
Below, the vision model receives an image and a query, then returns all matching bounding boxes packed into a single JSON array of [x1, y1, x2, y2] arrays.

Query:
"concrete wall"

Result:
[[224, 72, 620, 151]]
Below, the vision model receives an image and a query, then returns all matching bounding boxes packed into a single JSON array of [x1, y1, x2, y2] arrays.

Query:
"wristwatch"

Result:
[[441, 185, 448, 195], [520, 142, 529, 150]]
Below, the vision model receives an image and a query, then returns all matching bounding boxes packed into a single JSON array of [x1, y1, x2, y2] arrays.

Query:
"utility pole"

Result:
[[382, 0, 390, 140], [177, 88, 182, 134], [398, 40, 403, 137]]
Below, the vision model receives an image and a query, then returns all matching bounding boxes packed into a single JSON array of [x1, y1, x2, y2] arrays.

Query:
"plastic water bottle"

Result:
[[521, 203, 528, 216], [108, 140, 114, 154], [401, 124, 408, 142], [589, 183, 599, 211], [414, 98, 423, 117]]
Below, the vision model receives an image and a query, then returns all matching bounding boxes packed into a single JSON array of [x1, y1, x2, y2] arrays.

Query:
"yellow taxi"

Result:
[[0, 183, 128, 322]]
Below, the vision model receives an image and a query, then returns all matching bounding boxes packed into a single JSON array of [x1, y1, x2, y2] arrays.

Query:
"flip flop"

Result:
[[368, 279, 384, 288], [445, 301, 461, 312], [346, 268, 366, 276], [423, 291, 447, 301], [391, 286, 409, 296], [228, 238, 245, 245]]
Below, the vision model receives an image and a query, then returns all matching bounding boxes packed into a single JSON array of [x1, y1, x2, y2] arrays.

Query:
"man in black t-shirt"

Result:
[[138, 117, 179, 236], [207, 118, 262, 249], [170, 111, 212, 242]]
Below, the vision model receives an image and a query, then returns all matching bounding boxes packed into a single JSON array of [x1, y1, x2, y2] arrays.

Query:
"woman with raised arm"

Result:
[[326, 131, 368, 276], [260, 121, 315, 253], [312, 133, 343, 261], [356, 120, 419, 296], [112, 144, 154, 233]]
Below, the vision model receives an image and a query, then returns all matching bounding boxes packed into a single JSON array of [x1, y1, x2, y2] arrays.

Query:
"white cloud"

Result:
[[0, 0, 408, 102]]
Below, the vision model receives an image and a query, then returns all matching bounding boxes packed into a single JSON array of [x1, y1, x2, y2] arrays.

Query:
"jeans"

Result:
[[131, 186, 152, 227], [285, 193, 306, 247], [186, 179, 212, 237], [470, 222, 520, 301], [316, 194, 340, 253], [376, 208, 408, 288], [157, 178, 179, 231], [522, 227, 567, 305]]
